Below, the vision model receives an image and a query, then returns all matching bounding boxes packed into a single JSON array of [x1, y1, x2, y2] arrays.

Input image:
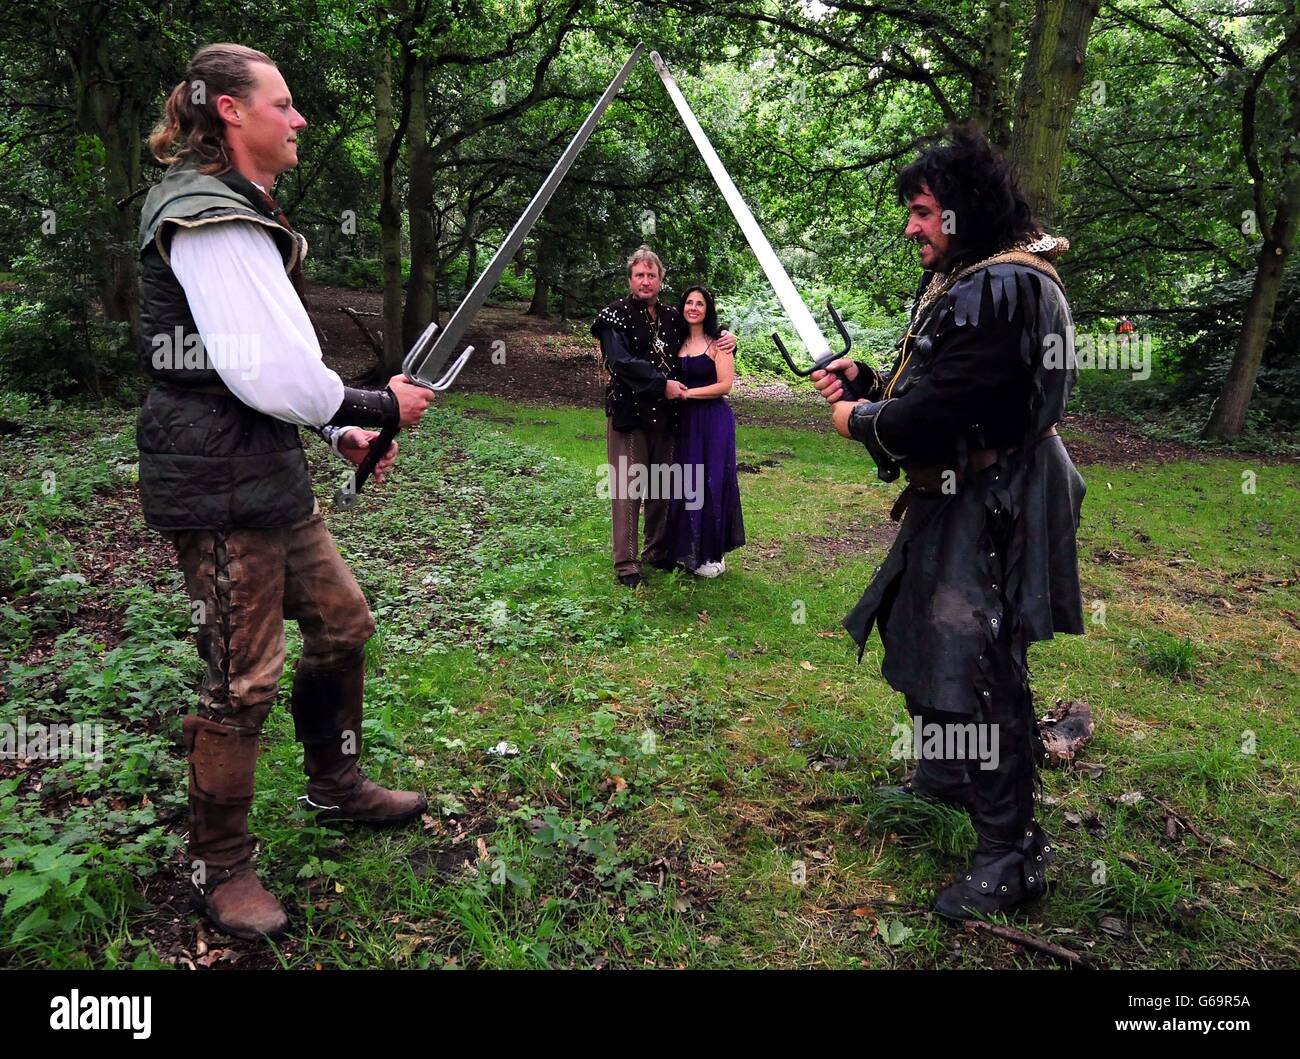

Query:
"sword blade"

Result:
[[406, 43, 646, 384], [650, 51, 832, 363]]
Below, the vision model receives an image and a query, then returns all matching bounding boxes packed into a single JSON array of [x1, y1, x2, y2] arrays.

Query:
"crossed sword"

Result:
[[339, 43, 848, 507]]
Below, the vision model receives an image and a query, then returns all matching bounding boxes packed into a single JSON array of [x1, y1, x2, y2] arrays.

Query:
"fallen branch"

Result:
[[338, 306, 384, 359], [963, 920, 1095, 969], [1152, 796, 1287, 885], [115, 185, 151, 210]]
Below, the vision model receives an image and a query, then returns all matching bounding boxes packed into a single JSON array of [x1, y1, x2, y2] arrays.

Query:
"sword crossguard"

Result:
[[401, 318, 475, 391], [427, 345, 473, 391], [773, 299, 853, 377], [772, 332, 806, 375], [827, 299, 852, 357], [335, 337, 476, 509]]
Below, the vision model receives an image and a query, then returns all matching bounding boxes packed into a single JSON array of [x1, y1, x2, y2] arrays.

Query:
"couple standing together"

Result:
[[593, 245, 745, 587]]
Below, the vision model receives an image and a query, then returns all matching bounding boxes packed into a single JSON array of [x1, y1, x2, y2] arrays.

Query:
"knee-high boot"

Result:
[[291, 647, 427, 825], [184, 714, 288, 939], [934, 682, 1054, 920]]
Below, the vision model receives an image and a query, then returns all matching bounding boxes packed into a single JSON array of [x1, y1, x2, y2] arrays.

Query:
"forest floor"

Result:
[[1, 293, 1297, 969]]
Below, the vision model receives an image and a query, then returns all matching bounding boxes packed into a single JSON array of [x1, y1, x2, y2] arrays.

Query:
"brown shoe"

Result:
[[301, 769, 428, 826], [195, 868, 288, 940], [184, 714, 288, 940], [291, 647, 427, 828]]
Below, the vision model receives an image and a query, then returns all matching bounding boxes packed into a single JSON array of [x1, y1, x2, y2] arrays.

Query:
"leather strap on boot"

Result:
[[183, 714, 288, 939], [934, 822, 1054, 920]]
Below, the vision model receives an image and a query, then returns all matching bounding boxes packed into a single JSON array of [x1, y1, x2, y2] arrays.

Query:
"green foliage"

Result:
[[1073, 847, 1195, 923], [2, 393, 1299, 967], [723, 278, 909, 377], [0, 597, 191, 964], [0, 438, 191, 962], [305, 256, 387, 290], [2, 1, 1294, 431], [1171, 267, 1300, 428], [0, 294, 134, 397], [1133, 632, 1201, 681]]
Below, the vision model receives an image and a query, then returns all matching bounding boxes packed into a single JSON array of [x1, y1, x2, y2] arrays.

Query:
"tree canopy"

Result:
[[1, 0, 1295, 437]]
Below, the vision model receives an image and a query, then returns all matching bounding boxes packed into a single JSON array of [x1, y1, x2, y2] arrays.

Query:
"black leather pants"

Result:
[[906, 623, 1040, 854]]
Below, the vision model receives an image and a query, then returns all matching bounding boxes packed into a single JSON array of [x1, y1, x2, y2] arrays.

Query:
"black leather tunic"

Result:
[[842, 262, 1087, 715], [592, 297, 686, 433]]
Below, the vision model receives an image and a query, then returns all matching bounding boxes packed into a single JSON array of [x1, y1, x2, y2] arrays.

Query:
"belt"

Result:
[[153, 381, 232, 398], [890, 425, 1059, 520]]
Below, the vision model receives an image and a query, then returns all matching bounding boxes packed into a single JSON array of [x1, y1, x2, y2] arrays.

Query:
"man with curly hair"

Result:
[[814, 125, 1086, 919]]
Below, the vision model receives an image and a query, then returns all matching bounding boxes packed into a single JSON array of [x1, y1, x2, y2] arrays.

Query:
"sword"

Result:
[[337, 43, 646, 507], [649, 51, 852, 382]]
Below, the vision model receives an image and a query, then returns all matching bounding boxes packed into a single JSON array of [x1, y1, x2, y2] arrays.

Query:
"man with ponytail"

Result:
[[138, 44, 435, 940]]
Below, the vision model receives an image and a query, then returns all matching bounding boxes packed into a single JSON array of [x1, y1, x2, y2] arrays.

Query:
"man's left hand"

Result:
[[339, 429, 398, 484], [832, 400, 865, 439], [716, 330, 737, 355]]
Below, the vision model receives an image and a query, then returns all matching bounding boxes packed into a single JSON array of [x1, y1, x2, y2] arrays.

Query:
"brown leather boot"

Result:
[[291, 648, 427, 826], [184, 714, 288, 940]]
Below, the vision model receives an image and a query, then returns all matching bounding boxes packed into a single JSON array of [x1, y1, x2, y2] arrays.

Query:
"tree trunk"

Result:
[[1007, 0, 1100, 224], [972, 0, 1017, 149], [375, 44, 405, 373], [527, 269, 549, 317], [402, 53, 436, 349], [73, 23, 143, 345], [1201, 173, 1299, 439], [526, 239, 551, 316], [465, 236, 477, 292]]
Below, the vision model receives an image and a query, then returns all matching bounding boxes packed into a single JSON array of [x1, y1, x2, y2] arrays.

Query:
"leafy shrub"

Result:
[[0, 589, 193, 964], [305, 255, 386, 290], [0, 297, 134, 397]]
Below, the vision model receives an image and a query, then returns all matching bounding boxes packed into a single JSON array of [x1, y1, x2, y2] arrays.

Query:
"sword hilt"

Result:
[[334, 341, 475, 510], [775, 299, 854, 393], [335, 421, 398, 508]]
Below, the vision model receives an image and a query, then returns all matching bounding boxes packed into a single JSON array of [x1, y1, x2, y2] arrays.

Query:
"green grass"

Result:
[[1, 389, 1297, 968]]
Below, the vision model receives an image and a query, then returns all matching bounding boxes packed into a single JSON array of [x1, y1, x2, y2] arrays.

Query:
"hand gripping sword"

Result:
[[649, 52, 852, 384], [337, 43, 647, 508]]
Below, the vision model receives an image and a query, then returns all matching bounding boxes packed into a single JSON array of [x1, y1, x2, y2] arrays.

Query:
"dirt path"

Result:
[[306, 282, 1292, 467]]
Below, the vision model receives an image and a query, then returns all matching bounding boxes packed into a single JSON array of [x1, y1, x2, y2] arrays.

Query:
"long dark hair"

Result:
[[896, 123, 1038, 268], [149, 43, 276, 175], [679, 284, 721, 339]]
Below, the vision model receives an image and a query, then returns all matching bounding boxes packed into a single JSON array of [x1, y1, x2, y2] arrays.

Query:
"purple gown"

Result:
[[667, 351, 746, 569]]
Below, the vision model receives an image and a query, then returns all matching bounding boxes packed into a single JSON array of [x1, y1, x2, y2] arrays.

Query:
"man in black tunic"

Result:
[[814, 126, 1086, 919]]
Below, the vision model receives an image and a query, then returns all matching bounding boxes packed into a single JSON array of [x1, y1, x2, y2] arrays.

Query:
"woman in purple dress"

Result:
[[667, 285, 745, 576]]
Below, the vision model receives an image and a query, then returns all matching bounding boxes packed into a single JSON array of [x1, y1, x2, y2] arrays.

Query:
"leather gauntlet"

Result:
[[328, 386, 399, 431], [848, 399, 905, 483], [845, 362, 886, 403]]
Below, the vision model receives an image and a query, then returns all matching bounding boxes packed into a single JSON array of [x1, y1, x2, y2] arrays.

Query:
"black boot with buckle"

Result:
[[935, 821, 1054, 920], [934, 681, 1051, 920]]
